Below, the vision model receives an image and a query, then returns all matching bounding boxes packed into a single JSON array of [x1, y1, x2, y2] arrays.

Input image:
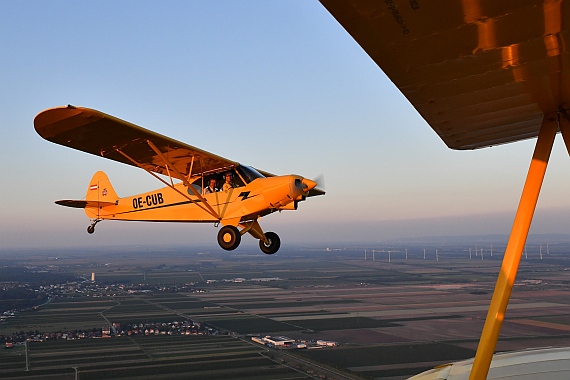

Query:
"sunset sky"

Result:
[[2, 1, 570, 249]]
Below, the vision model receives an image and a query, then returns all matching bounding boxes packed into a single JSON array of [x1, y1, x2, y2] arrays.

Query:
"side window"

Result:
[[232, 170, 245, 188], [189, 178, 203, 196]]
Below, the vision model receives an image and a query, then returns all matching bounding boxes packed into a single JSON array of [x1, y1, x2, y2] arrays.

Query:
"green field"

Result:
[[201, 315, 304, 335], [0, 299, 116, 335], [299, 342, 476, 378], [1, 335, 312, 380]]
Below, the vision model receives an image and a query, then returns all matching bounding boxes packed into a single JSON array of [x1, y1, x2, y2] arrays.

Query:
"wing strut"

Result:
[[115, 147, 221, 220], [469, 113, 558, 379], [145, 140, 220, 219], [187, 155, 195, 183]]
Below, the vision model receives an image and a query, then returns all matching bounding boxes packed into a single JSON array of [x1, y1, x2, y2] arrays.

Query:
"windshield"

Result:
[[236, 165, 265, 184]]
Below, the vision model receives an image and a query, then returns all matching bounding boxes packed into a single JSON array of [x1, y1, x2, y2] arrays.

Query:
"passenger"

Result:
[[222, 172, 236, 192], [203, 178, 219, 194]]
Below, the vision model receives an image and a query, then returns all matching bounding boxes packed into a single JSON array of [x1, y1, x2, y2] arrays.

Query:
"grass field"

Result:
[[1, 335, 312, 380], [0, 299, 116, 335], [201, 315, 304, 335], [298, 342, 476, 378]]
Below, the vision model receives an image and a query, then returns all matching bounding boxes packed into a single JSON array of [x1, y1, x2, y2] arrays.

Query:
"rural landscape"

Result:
[[3, 237, 570, 379]]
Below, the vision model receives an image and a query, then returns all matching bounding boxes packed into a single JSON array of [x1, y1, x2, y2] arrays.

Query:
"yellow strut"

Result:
[[114, 147, 220, 220], [145, 140, 220, 219], [469, 114, 558, 379]]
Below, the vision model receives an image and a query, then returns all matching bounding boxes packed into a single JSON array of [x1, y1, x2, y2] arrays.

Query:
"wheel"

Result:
[[259, 232, 280, 254], [217, 225, 241, 251], [87, 225, 95, 234]]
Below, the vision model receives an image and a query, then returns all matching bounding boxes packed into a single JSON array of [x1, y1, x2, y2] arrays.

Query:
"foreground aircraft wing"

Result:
[[34, 106, 238, 180], [409, 347, 570, 379], [319, 0, 570, 150]]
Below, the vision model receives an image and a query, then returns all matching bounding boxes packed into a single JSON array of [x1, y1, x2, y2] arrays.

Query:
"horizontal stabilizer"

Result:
[[55, 200, 117, 209]]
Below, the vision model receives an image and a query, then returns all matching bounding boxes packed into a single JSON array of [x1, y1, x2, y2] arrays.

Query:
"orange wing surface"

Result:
[[34, 105, 238, 179], [319, 0, 570, 149]]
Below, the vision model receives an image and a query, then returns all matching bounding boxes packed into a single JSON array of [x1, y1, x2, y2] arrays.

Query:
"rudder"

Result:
[[86, 171, 119, 202]]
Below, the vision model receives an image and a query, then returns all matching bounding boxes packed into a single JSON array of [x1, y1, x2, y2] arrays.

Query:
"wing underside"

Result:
[[320, 0, 570, 149], [34, 106, 238, 180]]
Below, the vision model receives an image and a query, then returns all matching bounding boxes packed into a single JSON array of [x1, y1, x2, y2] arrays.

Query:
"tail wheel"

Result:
[[217, 225, 241, 251], [259, 232, 280, 255], [87, 219, 101, 234]]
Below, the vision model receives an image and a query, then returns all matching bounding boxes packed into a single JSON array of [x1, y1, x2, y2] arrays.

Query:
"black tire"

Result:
[[87, 225, 95, 234], [217, 225, 241, 251], [259, 232, 280, 254]]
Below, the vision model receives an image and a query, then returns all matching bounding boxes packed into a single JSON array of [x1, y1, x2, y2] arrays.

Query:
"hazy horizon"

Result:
[[2, 205, 570, 250]]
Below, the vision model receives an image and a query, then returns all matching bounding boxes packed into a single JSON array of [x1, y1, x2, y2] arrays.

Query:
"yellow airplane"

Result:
[[34, 106, 324, 255], [320, 0, 570, 379]]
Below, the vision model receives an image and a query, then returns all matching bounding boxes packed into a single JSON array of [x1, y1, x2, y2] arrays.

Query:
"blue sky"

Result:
[[2, 1, 570, 249]]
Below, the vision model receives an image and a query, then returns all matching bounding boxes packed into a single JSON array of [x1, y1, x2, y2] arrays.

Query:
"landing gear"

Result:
[[217, 222, 280, 254], [87, 219, 101, 234], [217, 225, 241, 251], [259, 231, 280, 255]]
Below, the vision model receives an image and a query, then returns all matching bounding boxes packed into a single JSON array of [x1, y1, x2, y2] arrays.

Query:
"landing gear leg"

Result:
[[240, 220, 282, 255], [87, 219, 101, 234]]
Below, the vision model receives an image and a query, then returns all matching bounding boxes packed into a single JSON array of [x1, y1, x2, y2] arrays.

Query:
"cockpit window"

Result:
[[236, 165, 265, 184]]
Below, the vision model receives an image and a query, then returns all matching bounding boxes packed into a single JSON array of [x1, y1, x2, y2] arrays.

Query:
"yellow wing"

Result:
[[320, 0, 570, 150], [34, 105, 238, 179]]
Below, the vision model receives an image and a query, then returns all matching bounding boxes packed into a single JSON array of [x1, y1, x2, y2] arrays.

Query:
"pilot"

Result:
[[222, 172, 236, 192], [203, 178, 219, 194]]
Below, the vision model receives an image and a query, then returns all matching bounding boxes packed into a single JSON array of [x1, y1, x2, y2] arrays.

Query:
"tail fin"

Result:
[[86, 171, 119, 202], [55, 171, 119, 210]]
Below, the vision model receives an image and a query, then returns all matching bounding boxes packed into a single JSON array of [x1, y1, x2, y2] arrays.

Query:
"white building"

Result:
[[316, 340, 338, 347], [262, 336, 295, 346], [251, 337, 265, 345]]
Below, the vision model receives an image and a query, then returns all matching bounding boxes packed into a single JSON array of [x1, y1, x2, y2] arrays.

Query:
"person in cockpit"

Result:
[[203, 178, 219, 194], [222, 172, 236, 192]]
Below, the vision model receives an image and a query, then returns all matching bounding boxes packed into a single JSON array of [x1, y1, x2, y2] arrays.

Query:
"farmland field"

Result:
[[2, 335, 311, 380], [4, 243, 570, 379]]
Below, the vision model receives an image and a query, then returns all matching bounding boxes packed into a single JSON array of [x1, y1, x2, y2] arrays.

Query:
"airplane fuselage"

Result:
[[84, 174, 310, 225]]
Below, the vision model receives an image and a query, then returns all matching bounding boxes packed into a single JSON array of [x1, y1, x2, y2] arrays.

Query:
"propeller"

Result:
[[306, 174, 325, 197], [313, 174, 325, 192], [301, 178, 317, 192]]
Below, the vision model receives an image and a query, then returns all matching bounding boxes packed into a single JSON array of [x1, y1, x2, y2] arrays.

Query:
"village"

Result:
[[1, 266, 341, 353], [3, 319, 217, 348]]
